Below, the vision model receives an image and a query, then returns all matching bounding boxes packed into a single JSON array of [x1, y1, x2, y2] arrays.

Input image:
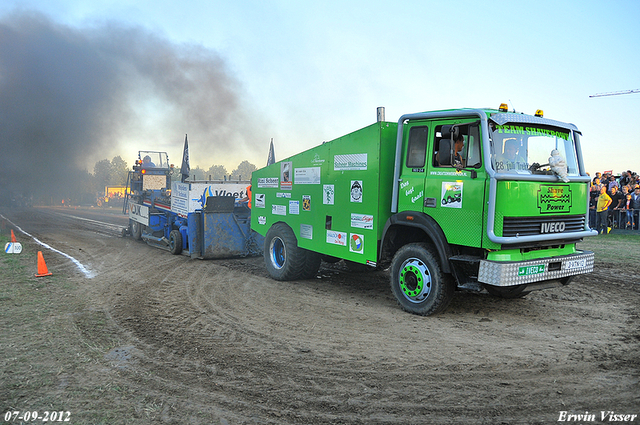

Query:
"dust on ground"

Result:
[[1, 206, 638, 424]]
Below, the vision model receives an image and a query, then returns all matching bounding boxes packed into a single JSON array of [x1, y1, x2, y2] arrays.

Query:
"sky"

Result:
[[1, 0, 639, 188]]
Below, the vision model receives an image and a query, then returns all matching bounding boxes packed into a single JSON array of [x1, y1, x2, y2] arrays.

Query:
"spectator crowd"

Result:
[[589, 170, 640, 234]]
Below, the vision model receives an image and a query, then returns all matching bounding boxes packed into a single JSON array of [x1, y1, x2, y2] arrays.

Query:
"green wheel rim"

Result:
[[398, 258, 432, 303]]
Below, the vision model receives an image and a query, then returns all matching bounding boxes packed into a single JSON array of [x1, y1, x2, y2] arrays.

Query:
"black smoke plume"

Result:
[[0, 10, 262, 204]]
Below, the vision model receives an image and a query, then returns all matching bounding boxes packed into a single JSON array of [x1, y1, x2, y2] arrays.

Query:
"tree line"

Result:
[[92, 156, 257, 189]]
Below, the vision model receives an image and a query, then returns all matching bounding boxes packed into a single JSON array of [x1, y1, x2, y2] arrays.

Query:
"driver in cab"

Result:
[[142, 155, 156, 168], [496, 139, 527, 172]]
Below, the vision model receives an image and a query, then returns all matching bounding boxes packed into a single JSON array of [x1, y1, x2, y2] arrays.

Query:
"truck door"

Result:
[[397, 125, 429, 214], [424, 120, 486, 248]]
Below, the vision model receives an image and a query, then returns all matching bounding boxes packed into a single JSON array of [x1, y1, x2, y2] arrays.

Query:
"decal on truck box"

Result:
[[323, 185, 335, 205], [258, 177, 279, 188], [351, 213, 373, 229], [289, 200, 299, 215], [294, 167, 321, 184], [349, 233, 364, 254], [334, 154, 368, 171], [280, 162, 292, 190], [350, 181, 363, 203], [326, 230, 347, 246], [300, 224, 313, 239], [272, 205, 287, 216]]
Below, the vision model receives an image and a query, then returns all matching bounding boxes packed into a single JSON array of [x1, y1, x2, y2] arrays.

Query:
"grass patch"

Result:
[[0, 231, 151, 424], [577, 231, 640, 266]]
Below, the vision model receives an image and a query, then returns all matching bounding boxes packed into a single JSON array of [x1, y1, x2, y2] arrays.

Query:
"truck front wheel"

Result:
[[390, 243, 454, 316], [264, 223, 307, 281]]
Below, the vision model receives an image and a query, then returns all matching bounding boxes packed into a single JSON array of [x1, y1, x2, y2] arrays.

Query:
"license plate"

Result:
[[518, 264, 545, 276], [564, 258, 587, 270]]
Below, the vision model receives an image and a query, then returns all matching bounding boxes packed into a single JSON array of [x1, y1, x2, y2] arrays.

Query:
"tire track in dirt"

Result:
[[107, 252, 640, 423], [4, 207, 638, 423]]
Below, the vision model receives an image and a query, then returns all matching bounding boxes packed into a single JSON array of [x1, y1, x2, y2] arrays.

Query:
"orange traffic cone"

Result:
[[35, 251, 53, 277], [11, 229, 17, 243]]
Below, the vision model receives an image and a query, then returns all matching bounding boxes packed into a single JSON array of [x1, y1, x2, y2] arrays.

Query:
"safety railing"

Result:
[[589, 208, 640, 231]]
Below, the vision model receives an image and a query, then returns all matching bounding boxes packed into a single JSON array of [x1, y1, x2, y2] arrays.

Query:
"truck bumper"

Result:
[[478, 250, 594, 287]]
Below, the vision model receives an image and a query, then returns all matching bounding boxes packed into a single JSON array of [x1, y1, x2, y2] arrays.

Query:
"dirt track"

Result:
[[2, 206, 639, 424]]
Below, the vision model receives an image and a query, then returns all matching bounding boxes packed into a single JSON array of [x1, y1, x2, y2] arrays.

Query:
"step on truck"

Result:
[[123, 150, 263, 258], [250, 105, 597, 315]]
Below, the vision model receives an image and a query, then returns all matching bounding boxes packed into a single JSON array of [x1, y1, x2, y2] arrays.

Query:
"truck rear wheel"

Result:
[[169, 230, 183, 255], [264, 223, 307, 281], [300, 250, 322, 279], [390, 243, 454, 316]]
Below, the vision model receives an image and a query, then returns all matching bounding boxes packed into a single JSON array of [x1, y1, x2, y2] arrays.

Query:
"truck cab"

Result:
[[388, 106, 595, 309]]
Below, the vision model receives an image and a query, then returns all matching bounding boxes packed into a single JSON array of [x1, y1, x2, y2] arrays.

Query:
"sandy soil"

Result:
[[2, 206, 639, 424]]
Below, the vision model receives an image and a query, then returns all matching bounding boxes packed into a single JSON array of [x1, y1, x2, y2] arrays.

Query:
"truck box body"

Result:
[[251, 122, 397, 266]]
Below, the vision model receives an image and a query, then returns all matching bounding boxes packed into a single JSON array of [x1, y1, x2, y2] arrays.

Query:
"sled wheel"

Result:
[[264, 223, 306, 280], [169, 230, 183, 255], [390, 243, 454, 315], [131, 219, 143, 240]]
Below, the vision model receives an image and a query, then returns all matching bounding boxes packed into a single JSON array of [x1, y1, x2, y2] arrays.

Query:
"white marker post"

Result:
[[4, 242, 23, 254]]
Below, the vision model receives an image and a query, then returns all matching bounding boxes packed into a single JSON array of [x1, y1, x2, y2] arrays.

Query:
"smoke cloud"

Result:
[[0, 10, 264, 202]]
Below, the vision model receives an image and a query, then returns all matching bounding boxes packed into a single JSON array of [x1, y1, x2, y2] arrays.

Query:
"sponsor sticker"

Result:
[[280, 161, 292, 190], [300, 224, 313, 239], [538, 185, 572, 214], [349, 233, 364, 254], [276, 192, 292, 198], [350, 180, 363, 203], [289, 200, 300, 215], [255, 193, 265, 208], [258, 177, 279, 188], [441, 182, 463, 208], [302, 195, 311, 211], [272, 205, 287, 216], [323, 185, 335, 205], [327, 230, 347, 246], [294, 167, 321, 184], [257, 216, 267, 225], [334, 153, 368, 171], [351, 213, 373, 229], [129, 203, 149, 225]]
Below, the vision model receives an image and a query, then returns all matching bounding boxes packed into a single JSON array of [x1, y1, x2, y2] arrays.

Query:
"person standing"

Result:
[[608, 186, 624, 228], [595, 186, 612, 235], [631, 186, 640, 230]]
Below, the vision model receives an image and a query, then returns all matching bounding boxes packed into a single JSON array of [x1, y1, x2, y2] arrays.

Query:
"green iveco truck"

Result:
[[250, 105, 596, 315]]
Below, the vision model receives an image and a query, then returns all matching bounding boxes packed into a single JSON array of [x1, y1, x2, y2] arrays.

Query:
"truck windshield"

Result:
[[490, 124, 579, 176], [139, 151, 170, 169]]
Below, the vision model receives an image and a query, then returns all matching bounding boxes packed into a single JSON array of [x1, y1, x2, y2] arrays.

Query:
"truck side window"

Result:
[[406, 126, 428, 168], [466, 124, 481, 168]]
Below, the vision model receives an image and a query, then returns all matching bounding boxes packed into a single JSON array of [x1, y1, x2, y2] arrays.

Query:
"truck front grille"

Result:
[[502, 215, 586, 237]]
